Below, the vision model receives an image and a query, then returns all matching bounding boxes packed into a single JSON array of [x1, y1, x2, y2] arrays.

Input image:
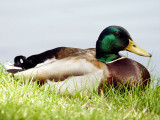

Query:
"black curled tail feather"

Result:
[[14, 55, 26, 67], [14, 55, 36, 69]]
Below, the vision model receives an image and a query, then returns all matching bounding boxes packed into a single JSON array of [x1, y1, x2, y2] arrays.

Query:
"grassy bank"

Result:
[[0, 64, 160, 120]]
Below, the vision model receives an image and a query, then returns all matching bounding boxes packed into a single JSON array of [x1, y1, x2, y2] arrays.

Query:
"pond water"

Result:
[[0, 0, 160, 79]]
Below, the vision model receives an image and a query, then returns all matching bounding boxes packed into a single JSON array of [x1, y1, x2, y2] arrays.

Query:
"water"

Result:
[[0, 0, 160, 77]]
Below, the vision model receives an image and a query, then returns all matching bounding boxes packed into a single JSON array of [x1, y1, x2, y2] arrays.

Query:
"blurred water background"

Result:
[[0, 0, 160, 78]]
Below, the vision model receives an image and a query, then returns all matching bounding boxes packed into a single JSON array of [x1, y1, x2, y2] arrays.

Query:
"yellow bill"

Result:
[[125, 39, 152, 57]]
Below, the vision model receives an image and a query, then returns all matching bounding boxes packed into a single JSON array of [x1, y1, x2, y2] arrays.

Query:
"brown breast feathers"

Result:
[[104, 58, 150, 89]]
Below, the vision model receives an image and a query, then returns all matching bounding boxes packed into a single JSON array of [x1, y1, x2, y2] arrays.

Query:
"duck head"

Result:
[[96, 26, 151, 63]]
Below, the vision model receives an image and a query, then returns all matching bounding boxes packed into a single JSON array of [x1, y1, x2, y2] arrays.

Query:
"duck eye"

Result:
[[114, 32, 120, 37]]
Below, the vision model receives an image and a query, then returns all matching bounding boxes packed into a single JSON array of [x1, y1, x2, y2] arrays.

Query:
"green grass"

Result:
[[0, 64, 160, 120]]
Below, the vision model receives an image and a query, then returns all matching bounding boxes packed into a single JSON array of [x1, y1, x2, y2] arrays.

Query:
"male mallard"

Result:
[[5, 26, 151, 94]]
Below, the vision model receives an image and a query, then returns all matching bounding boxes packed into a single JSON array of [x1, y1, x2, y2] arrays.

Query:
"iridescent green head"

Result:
[[96, 26, 151, 63]]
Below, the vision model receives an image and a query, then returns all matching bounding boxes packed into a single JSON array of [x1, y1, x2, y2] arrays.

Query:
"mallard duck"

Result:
[[5, 26, 151, 94]]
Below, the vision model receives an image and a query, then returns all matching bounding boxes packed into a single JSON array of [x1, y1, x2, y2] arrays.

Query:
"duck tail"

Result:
[[4, 62, 24, 74], [5, 55, 34, 74], [4, 55, 27, 74], [4, 55, 26, 74]]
